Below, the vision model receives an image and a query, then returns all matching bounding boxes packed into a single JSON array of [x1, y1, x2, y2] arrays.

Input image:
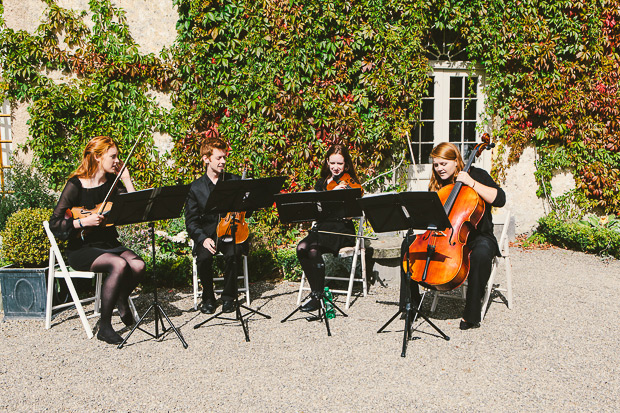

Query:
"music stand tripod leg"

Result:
[[119, 222, 188, 349], [193, 219, 269, 342]]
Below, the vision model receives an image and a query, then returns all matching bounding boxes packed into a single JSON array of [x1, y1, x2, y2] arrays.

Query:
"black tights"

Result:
[[90, 250, 145, 333], [296, 239, 327, 293]]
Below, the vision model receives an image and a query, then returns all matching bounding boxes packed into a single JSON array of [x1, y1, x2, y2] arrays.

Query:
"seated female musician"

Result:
[[401, 142, 506, 330], [296, 144, 362, 312], [49, 136, 145, 344]]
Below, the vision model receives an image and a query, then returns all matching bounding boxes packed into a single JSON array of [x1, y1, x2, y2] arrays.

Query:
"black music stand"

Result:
[[108, 185, 191, 349], [276, 188, 362, 336], [358, 192, 451, 357], [193, 176, 286, 342]]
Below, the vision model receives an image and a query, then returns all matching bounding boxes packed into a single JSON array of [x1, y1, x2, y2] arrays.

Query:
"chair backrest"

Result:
[[42, 221, 70, 273], [495, 211, 511, 257]]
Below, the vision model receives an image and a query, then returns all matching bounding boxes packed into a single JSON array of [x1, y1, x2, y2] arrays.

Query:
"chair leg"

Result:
[[297, 272, 307, 306], [345, 245, 360, 310], [243, 255, 250, 306], [192, 256, 199, 311], [45, 250, 55, 330], [93, 272, 103, 317], [505, 255, 513, 309], [63, 274, 94, 339], [481, 260, 498, 320], [361, 248, 367, 298], [128, 295, 139, 320]]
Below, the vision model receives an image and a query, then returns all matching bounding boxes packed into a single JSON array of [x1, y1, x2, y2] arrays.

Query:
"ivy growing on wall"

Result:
[[1, 0, 619, 213]]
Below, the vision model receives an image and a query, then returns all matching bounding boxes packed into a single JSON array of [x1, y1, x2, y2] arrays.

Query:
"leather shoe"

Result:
[[97, 329, 124, 345], [200, 299, 217, 314], [459, 320, 481, 330], [300, 297, 321, 312], [222, 299, 235, 313]]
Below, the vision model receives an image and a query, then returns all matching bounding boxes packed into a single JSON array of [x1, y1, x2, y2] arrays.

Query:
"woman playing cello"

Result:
[[296, 144, 362, 312], [401, 142, 505, 330], [49, 136, 145, 344]]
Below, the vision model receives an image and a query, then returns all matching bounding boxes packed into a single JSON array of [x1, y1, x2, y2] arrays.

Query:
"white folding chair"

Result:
[[192, 253, 251, 310], [296, 215, 368, 309], [429, 210, 513, 319], [43, 221, 138, 339]]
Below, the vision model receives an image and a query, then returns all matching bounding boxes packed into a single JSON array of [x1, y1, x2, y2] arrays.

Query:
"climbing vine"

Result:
[[1, 0, 619, 213]]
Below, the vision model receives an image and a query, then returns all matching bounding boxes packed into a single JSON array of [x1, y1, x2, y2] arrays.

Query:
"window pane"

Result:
[[449, 100, 462, 120], [425, 78, 435, 97], [449, 122, 461, 141], [421, 143, 434, 164], [421, 99, 434, 120], [462, 143, 476, 160], [450, 77, 463, 98], [421, 122, 434, 141], [464, 99, 476, 120], [464, 122, 476, 141], [465, 77, 478, 98]]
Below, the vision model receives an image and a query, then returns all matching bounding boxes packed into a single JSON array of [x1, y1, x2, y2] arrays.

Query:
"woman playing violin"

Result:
[[49, 136, 145, 344], [401, 142, 506, 330], [296, 144, 362, 312]]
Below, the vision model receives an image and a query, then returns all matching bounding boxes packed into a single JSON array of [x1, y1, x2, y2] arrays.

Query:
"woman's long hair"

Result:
[[70, 136, 118, 179], [428, 142, 465, 192], [319, 144, 360, 185]]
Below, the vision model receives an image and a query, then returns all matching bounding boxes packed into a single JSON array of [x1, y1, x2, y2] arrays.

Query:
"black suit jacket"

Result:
[[185, 171, 241, 254]]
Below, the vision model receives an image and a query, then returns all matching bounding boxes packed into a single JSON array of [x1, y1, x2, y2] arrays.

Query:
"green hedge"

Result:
[[536, 213, 620, 259]]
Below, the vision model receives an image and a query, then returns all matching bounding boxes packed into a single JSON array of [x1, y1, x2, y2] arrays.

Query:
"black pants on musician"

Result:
[[400, 235, 496, 324], [195, 239, 248, 302]]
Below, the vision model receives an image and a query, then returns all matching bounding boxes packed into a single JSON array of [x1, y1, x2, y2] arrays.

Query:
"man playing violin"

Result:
[[49, 136, 145, 345], [400, 142, 506, 330], [296, 143, 362, 312], [185, 136, 248, 314]]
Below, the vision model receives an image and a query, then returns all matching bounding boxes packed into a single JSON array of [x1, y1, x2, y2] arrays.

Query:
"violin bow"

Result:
[[98, 133, 144, 215]]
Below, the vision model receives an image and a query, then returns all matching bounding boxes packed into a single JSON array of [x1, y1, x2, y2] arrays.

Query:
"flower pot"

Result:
[[0, 267, 48, 320]]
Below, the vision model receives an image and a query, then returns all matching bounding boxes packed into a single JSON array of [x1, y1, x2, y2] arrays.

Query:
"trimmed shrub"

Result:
[[0, 208, 54, 267]]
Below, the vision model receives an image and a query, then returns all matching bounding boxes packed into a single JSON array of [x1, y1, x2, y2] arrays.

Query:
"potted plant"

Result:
[[0, 207, 54, 320]]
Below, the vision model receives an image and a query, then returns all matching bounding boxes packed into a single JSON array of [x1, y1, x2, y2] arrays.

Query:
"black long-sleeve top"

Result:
[[184, 171, 241, 254], [49, 174, 126, 250]]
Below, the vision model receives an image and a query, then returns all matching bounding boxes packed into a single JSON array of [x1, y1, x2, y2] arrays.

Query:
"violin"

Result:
[[326, 172, 363, 194], [403, 133, 494, 291], [216, 161, 250, 244]]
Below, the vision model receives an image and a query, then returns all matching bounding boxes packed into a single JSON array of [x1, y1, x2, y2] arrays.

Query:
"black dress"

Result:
[[49, 174, 129, 271]]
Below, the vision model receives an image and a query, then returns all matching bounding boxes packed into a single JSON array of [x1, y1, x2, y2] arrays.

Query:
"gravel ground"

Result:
[[1, 246, 619, 412]]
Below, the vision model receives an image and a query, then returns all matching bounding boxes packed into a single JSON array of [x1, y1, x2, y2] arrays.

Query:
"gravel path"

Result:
[[1, 247, 619, 412]]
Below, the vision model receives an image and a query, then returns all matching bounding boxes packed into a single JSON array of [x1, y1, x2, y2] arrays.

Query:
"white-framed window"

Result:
[[1, 100, 13, 196], [409, 61, 489, 187]]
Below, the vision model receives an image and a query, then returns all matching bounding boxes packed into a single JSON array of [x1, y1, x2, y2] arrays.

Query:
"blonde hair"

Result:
[[428, 142, 465, 192], [70, 136, 117, 179]]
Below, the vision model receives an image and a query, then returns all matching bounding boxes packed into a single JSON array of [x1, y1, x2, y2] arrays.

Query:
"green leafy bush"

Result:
[[275, 247, 302, 281], [0, 160, 56, 230], [0, 208, 54, 267], [536, 213, 620, 259]]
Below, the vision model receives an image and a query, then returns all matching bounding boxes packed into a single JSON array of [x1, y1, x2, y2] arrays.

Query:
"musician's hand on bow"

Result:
[[203, 237, 216, 254], [82, 213, 105, 227]]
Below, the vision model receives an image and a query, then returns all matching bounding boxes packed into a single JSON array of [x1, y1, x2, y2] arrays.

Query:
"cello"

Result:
[[403, 133, 494, 291]]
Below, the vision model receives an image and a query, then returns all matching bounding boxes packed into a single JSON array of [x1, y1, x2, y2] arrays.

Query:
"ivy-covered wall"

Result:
[[1, 0, 619, 220]]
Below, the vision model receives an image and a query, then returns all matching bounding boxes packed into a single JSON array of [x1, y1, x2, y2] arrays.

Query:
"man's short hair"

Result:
[[200, 136, 228, 159]]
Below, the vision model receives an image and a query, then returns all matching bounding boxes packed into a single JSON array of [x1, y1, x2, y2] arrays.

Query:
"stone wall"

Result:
[[2, 0, 179, 161]]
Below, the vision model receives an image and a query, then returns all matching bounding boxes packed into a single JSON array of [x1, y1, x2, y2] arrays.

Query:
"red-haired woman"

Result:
[[296, 144, 362, 312], [49, 136, 145, 344], [401, 142, 506, 330]]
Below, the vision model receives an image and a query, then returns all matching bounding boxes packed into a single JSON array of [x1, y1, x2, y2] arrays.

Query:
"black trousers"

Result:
[[195, 239, 248, 302], [400, 235, 496, 324]]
